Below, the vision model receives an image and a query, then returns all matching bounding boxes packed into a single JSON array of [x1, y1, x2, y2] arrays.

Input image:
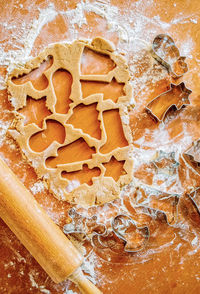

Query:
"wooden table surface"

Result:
[[1, 0, 200, 293]]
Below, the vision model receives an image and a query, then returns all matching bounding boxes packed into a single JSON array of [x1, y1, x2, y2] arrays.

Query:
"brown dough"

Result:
[[7, 37, 134, 206]]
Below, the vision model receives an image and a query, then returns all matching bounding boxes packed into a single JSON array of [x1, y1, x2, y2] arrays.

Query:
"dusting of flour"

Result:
[[30, 180, 47, 195], [0, 0, 197, 292]]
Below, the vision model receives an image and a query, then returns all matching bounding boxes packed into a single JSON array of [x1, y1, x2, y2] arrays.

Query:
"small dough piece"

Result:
[[7, 38, 134, 206], [91, 37, 115, 52]]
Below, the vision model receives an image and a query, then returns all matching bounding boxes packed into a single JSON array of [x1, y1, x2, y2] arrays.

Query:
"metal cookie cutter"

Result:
[[93, 214, 150, 253], [152, 34, 188, 79], [64, 209, 150, 253], [152, 150, 179, 176], [131, 203, 179, 227], [190, 188, 200, 211], [111, 214, 149, 252], [146, 82, 192, 121], [64, 208, 107, 238], [124, 185, 180, 227], [182, 139, 200, 175], [178, 192, 200, 226]]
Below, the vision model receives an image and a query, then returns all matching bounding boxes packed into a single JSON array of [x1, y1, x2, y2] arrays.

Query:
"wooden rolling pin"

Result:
[[0, 157, 102, 294]]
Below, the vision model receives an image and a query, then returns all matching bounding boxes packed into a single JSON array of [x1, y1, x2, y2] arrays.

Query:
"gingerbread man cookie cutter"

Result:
[[111, 214, 149, 253], [64, 208, 150, 253]]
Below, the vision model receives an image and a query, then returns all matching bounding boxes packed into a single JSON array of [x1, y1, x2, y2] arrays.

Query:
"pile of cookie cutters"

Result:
[[63, 34, 200, 255]]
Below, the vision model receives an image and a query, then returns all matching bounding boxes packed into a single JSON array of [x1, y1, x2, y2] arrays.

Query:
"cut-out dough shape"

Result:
[[52, 68, 73, 114], [103, 156, 126, 181], [7, 37, 133, 206], [81, 78, 125, 103], [67, 103, 101, 139], [29, 120, 65, 152], [18, 96, 52, 128], [12, 55, 53, 91], [62, 164, 101, 190], [46, 138, 96, 167], [100, 109, 128, 154]]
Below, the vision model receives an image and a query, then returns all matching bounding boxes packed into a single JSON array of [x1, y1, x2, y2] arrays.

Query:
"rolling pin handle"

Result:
[[0, 157, 102, 293], [70, 268, 102, 294]]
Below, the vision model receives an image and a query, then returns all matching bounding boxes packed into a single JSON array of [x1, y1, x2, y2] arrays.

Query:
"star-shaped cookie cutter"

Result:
[[146, 82, 192, 121]]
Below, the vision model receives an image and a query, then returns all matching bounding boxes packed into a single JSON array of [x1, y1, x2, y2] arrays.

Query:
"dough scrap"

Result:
[[7, 38, 134, 206]]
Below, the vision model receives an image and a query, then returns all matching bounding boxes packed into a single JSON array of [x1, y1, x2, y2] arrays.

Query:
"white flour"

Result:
[[0, 120, 11, 147], [0, 0, 198, 292], [0, 0, 169, 156], [29, 273, 51, 294], [0, 4, 58, 73], [0, 0, 194, 75], [30, 180, 47, 195]]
